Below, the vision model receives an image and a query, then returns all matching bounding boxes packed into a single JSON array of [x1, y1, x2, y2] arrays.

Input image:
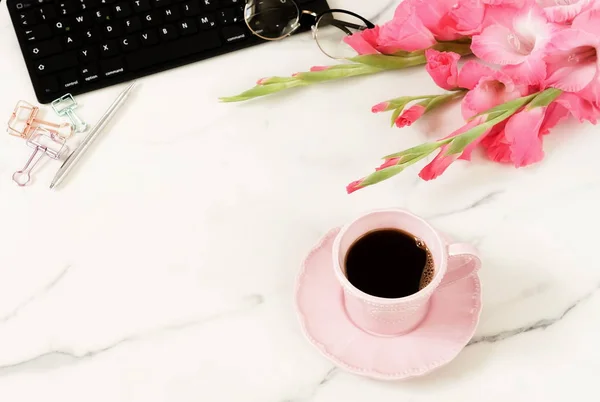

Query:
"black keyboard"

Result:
[[7, 0, 330, 104]]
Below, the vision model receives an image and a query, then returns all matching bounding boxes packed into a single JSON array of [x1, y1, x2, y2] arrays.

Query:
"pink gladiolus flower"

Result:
[[503, 107, 547, 167], [425, 50, 461, 90], [461, 70, 525, 119], [537, 0, 592, 23], [343, 27, 381, 55], [407, 0, 486, 41], [419, 117, 487, 180], [372, 102, 390, 113], [343, 1, 437, 55], [554, 92, 600, 123], [471, 3, 554, 85], [457, 61, 496, 90], [396, 104, 426, 128], [376, 158, 401, 171], [545, 10, 600, 103], [346, 179, 365, 194], [481, 102, 570, 166]]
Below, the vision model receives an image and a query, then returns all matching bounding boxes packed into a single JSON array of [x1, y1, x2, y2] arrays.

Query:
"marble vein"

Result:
[[426, 190, 504, 220], [283, 367, 339, 402], [468, 282, 600, 346], [0, 294, 264, 376], [367, 0, 399, 23], [0, 265, 71, 324]]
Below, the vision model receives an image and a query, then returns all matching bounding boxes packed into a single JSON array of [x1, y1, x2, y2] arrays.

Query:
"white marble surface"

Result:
[[1, 0, 600, 400]]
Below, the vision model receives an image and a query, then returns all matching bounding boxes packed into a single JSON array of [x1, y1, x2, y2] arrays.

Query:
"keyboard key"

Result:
[[24, 25, 52, 41], [178, 18, 197, 35], [114, 3, 132, 18], [120, 35, 140, 52], [163, 6, 179, 22], [182, 1, 201, 17], [60, 69, 81, 90], [79, 0, 101, 10], [79, 46, 99, 62], [34, 51, 78, 75], [17, 10, 37, 28], [221, 24, 247, 43], [201, 0, 217, 11], [142, 12, 162, 27], [140, 29, 159, 46], [37, 6, 57, 21], [28, 38, 62, 59], [64, 33, 83, 49], [159, 25, 178, 41], [101, 57, 126, 77], [59, 1, 79, 16], [84, 27, 101, 42], [152, 0, 171, 6], [94, 8, 110, 23], [100, 40, 119, 57], [218, 8, 240, 25], [124, 16, 142, 33], [73, 13, 93, 28], [53, 19, 70, 34], [103, 22, 123, 38], [132, 0, 151, 13], [127, 30, 221, 71], [81, 64, 100, 82], [198, 14, 216, 30], [39, 76, 60, 95]]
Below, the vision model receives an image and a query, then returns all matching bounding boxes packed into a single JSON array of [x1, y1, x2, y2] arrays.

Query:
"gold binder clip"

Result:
[[7, 100, 73, 139]]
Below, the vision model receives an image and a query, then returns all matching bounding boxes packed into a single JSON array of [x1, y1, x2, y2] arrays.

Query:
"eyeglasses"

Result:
[[244, 0, 375, 59]]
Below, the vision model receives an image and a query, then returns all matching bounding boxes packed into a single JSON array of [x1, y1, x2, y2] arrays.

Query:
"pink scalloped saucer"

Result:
[[294, 228, 482, 381]]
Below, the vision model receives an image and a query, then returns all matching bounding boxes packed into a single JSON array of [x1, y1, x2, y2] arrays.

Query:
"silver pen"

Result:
[[50, 81, 137, 189]]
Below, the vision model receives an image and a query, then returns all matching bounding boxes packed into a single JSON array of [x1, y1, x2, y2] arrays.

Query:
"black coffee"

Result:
[[344, 229, 433, 299]]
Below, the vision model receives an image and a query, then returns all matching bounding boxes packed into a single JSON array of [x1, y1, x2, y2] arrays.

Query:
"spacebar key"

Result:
[[126, 31, 222, 71]]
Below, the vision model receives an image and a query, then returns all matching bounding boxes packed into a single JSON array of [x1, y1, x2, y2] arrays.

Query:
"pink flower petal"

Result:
[[343, 27, 380, 55], [378, 11, 437, 52], [544, 29, 599, 92], [457, 60, 496, 90], [419, 144, 457, 181], [425, 49, 461, 90], [501, 53, 547, 85], [572, 7, 600, 35], [504, 107, 546, 167], [539, 102, 570, 135], [555, 92, 600, 123], [540, 0, 592, 24], [376, 157, 401, 171], [471, 24, 529, 65], [481, 122, 512, 163], [449, 0, 486, 34], [371, 101, 390, 113], [396, 104, 426, 128], [461, 74, 522, 119], [346, 179, 365, 194]]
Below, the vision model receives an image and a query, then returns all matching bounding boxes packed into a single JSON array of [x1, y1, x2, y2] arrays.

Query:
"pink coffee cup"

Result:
[[332, 208, 481, 336]]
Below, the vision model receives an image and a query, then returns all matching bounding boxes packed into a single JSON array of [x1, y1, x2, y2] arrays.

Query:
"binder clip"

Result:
[[12, 126, 69, 187], [51, 93, 88, 133], [8, 100, 73, 139]]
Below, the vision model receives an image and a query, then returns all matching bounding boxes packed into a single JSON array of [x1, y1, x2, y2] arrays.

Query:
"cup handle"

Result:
[[440, 243, 481, 288]]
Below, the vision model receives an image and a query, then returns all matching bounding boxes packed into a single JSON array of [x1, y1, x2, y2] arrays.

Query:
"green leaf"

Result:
[[446, 110, 514, 155], [383, 140, 447, 160], [432, 41, 472, 56], [526, 88, 562, 110], [349, 53, 427, 69], [294, 64, 382, 82], [469, 92, 538, 121], [424, 90, 466, 112], [390, 107, 403, 127], [219, 80, 308, 102], [359, 165, 407, 187], [257, 76, 299, 85]]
